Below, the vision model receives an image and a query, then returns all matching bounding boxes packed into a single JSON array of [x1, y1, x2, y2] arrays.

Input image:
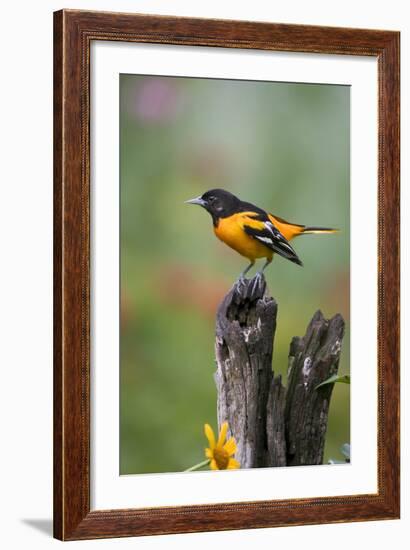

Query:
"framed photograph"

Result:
[[54, 9, 400, 540]]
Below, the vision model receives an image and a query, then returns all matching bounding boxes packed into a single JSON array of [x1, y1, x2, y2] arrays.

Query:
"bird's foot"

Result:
[[233, 268, 267, 301], [249, 271, 266, 298], [235, 274, 248, 294]]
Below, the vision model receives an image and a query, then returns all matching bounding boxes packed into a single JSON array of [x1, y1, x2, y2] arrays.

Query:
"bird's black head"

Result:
[[185, 188, 240, 225]]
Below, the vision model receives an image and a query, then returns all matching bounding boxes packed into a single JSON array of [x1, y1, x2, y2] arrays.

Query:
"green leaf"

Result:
[[315, 374, 350, 390]]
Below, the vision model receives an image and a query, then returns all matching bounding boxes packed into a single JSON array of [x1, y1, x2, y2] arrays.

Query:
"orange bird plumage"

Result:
[[186, 188, 338, 279]]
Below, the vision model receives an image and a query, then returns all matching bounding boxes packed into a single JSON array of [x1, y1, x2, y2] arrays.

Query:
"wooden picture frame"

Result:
[[53, 9, 400, 540]]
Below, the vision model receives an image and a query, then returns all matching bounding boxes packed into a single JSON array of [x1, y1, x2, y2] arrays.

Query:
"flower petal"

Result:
[[204, 424, 216, 449], [217, 422, 228, 447], [205, 447, 213, 459], [227, 458, 240, 469], [223, 437, 237, 456], [210, 459, 218, 470]]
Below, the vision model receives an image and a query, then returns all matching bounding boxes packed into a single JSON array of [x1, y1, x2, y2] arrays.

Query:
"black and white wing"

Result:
[[244, 219, 303, 266]]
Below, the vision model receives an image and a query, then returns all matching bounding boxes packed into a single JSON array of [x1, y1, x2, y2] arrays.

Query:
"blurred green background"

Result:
[[120, 74, 350, 474]]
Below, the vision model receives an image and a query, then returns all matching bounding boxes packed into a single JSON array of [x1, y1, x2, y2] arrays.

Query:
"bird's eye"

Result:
[[208, 196, 215, 203]]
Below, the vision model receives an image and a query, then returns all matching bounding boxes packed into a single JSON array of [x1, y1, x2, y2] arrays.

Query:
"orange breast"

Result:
[[214, 213, 273, 261]]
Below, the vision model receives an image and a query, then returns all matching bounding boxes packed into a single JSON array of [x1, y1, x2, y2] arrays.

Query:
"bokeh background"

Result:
[[120, 74, 350, 474]]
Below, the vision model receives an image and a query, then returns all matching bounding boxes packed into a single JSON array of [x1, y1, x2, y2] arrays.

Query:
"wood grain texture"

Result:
[[215, 276, 283, 468], [53, 11, 63, 540], [53, 9, 400, 540], [214, 277, 344, 469], [285, 311, 345, 466]]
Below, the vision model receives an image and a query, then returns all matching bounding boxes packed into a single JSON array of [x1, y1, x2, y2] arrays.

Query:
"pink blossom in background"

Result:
[[131, 78, 182, 124]]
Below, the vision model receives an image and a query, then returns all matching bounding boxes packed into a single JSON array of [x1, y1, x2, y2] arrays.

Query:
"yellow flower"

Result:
[[204, 422, 240, 470]]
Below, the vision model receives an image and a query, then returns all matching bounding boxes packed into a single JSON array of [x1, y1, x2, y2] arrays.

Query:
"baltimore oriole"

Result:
[[186, 188, 338, 278]]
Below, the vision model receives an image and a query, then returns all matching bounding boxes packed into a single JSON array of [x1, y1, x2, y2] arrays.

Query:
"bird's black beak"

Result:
[[185, 196, 207, 208]]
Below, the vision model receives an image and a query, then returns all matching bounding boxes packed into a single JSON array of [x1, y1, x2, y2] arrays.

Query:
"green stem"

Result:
[[184, 459, 210, 472]]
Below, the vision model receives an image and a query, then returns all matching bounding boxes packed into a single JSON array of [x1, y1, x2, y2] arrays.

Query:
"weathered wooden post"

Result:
[[214, 274, 345, 468]]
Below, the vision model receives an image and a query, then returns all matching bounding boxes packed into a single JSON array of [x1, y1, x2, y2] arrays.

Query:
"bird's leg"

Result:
[[238, 261, 255, 281], [259, 258, 272, 274], [250, 258, 272, 295], [236, 261, 255, 294]]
